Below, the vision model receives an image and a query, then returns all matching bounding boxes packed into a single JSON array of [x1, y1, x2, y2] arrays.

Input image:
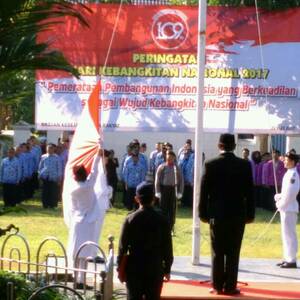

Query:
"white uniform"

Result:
[[274, 167, 299, 263], [63, 155, 112, 281]]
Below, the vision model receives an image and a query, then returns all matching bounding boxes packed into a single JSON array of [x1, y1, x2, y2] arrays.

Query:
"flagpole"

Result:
[[192, 0, 207, 265]]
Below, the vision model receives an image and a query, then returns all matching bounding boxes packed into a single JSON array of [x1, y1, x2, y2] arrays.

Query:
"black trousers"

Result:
[[125, 187, 137, 210], [41, 179, 60, 208], [210, 218, 245, 291], [126, 273, 163, 300], [160, 185, 177, 231], [182, 184, 193, 207], [22, 176, 35, 200], [2, 183, 19, 207]]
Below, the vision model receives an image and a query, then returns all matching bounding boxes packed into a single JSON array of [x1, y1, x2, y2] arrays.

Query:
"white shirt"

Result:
[[63, 155, 112, 226], [275, 167, 299, 213]]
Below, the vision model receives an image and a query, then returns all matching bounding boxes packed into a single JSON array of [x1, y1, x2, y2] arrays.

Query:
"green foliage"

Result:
[[208, 0, 241, 6], [0, 71, 34, 124], [89, 0, 300, 9], [243, 0, 300, 10], [0, 0, 92, 126], [0, 271, 68, 299], [207, 0, 300, 9], [0, 206, 27, 217], [0, 0, 91, 79], [0, 270, 31, 300]]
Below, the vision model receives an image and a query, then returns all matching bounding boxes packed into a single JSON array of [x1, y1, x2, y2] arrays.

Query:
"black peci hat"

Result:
[[219, 133, 235, 146], [136, 182, 154, 200]]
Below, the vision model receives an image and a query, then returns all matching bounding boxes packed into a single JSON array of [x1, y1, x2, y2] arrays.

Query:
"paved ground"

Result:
[[169, 256, 300, 282], [113, 256, 300, 298]]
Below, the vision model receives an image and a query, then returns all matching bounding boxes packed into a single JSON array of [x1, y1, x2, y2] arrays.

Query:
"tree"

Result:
[[169, 0, 300, 9], [0, 0, 91, 125]]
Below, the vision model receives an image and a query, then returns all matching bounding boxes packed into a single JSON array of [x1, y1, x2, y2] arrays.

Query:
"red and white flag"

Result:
[[66, 81, 102, 174], [63, 81, 111, 227]]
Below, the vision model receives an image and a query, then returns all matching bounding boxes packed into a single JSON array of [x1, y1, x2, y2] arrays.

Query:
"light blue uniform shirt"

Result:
[[123, 153, 148, 179], [184, 153, 195, 185], [20, 152, 36, 180], [38, 153, 63, 182], [31, 145, 42, 171], [123, 159, 146, 188], [120, 153, 130, 181], [149, 149, 159, 172], [154, 152, 165, 172], [0, 157, 22, 184]]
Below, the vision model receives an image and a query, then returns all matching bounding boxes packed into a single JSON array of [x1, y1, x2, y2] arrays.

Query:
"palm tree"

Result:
[[0, 0, 91, 124], [0, 0, 91, 79]]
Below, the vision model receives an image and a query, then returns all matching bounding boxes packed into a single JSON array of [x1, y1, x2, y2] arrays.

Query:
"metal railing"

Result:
[[0, 232, 114, 300]]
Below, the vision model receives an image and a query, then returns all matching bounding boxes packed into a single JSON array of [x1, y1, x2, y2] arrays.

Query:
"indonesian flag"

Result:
[[66, 81, 102, 174], [63, 81, 111, 227]]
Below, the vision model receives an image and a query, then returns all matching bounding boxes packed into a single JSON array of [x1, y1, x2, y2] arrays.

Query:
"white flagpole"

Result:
[[192, 0, 207, 265]]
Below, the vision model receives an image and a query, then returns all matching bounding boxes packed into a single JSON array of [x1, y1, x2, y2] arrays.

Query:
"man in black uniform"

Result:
[[199, 133, 255, 295], [117, 182, 173, 300]]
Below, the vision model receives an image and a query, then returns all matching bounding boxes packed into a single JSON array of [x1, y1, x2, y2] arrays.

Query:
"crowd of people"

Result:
[[0, 133, 299, 298], [0, 136, 119, 209], [2, 135, 300, 214], [0, 136, 68, 208], [241, 146, 300, 211]]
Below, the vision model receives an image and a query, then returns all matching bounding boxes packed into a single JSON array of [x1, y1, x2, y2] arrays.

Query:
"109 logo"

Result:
[[151, 9, 189, 50]]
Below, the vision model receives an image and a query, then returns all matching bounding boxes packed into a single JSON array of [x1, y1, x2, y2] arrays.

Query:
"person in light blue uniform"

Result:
[[28, 136, 42, 192], [149, 142, 162, 174], [60, 139, 70, 171], [154, 147, 166, 173], [38, 143, 63, 208], [0, 147, 22, 206], [18, 143, 36, 200], [178, 145, 194, 207], [123, 154, 146, 210], [123, 141, 148, 174]]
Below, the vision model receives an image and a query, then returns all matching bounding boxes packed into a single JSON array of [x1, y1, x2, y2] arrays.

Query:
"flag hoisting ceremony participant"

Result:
[[155, 150, 184, 233], [274, 151, 299, 269], [0, 147, 22, 207], [62, 81, 112, 287], [199, 133, 255, 295], [117, 181, 173, 300]]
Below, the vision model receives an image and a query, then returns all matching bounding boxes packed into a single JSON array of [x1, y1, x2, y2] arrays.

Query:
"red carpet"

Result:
[[161, 280, 300, 299]]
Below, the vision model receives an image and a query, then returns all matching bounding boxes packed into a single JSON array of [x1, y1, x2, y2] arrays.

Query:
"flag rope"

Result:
[[103, 0, 124, 70], [254, 2, 279, 244]]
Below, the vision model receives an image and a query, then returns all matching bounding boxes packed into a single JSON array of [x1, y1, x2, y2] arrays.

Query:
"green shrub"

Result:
[[0, 271, 67, 300], [0, 270, 31, 300]]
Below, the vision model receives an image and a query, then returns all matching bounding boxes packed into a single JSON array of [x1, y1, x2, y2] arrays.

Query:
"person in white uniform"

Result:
[[63, 148, 112, 286], [274, 151, 299, 268]]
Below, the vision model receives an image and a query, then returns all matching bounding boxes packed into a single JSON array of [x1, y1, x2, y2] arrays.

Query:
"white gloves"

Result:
[[177, 193, 182, 199], [274, 194, 281, 202], [155, 192, 161, 199]]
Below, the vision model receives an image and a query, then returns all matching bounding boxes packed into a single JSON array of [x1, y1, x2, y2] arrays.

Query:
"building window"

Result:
[[238, 134, 254, 140]]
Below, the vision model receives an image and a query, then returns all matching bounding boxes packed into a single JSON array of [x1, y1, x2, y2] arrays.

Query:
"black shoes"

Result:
[[209, 288, 223, 295], [276, 261, 285, 266], [223, 288, 241, 295], [209, 287, 241, 295], [87, 256, 105, 264], [280, 262, 297, 269]]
